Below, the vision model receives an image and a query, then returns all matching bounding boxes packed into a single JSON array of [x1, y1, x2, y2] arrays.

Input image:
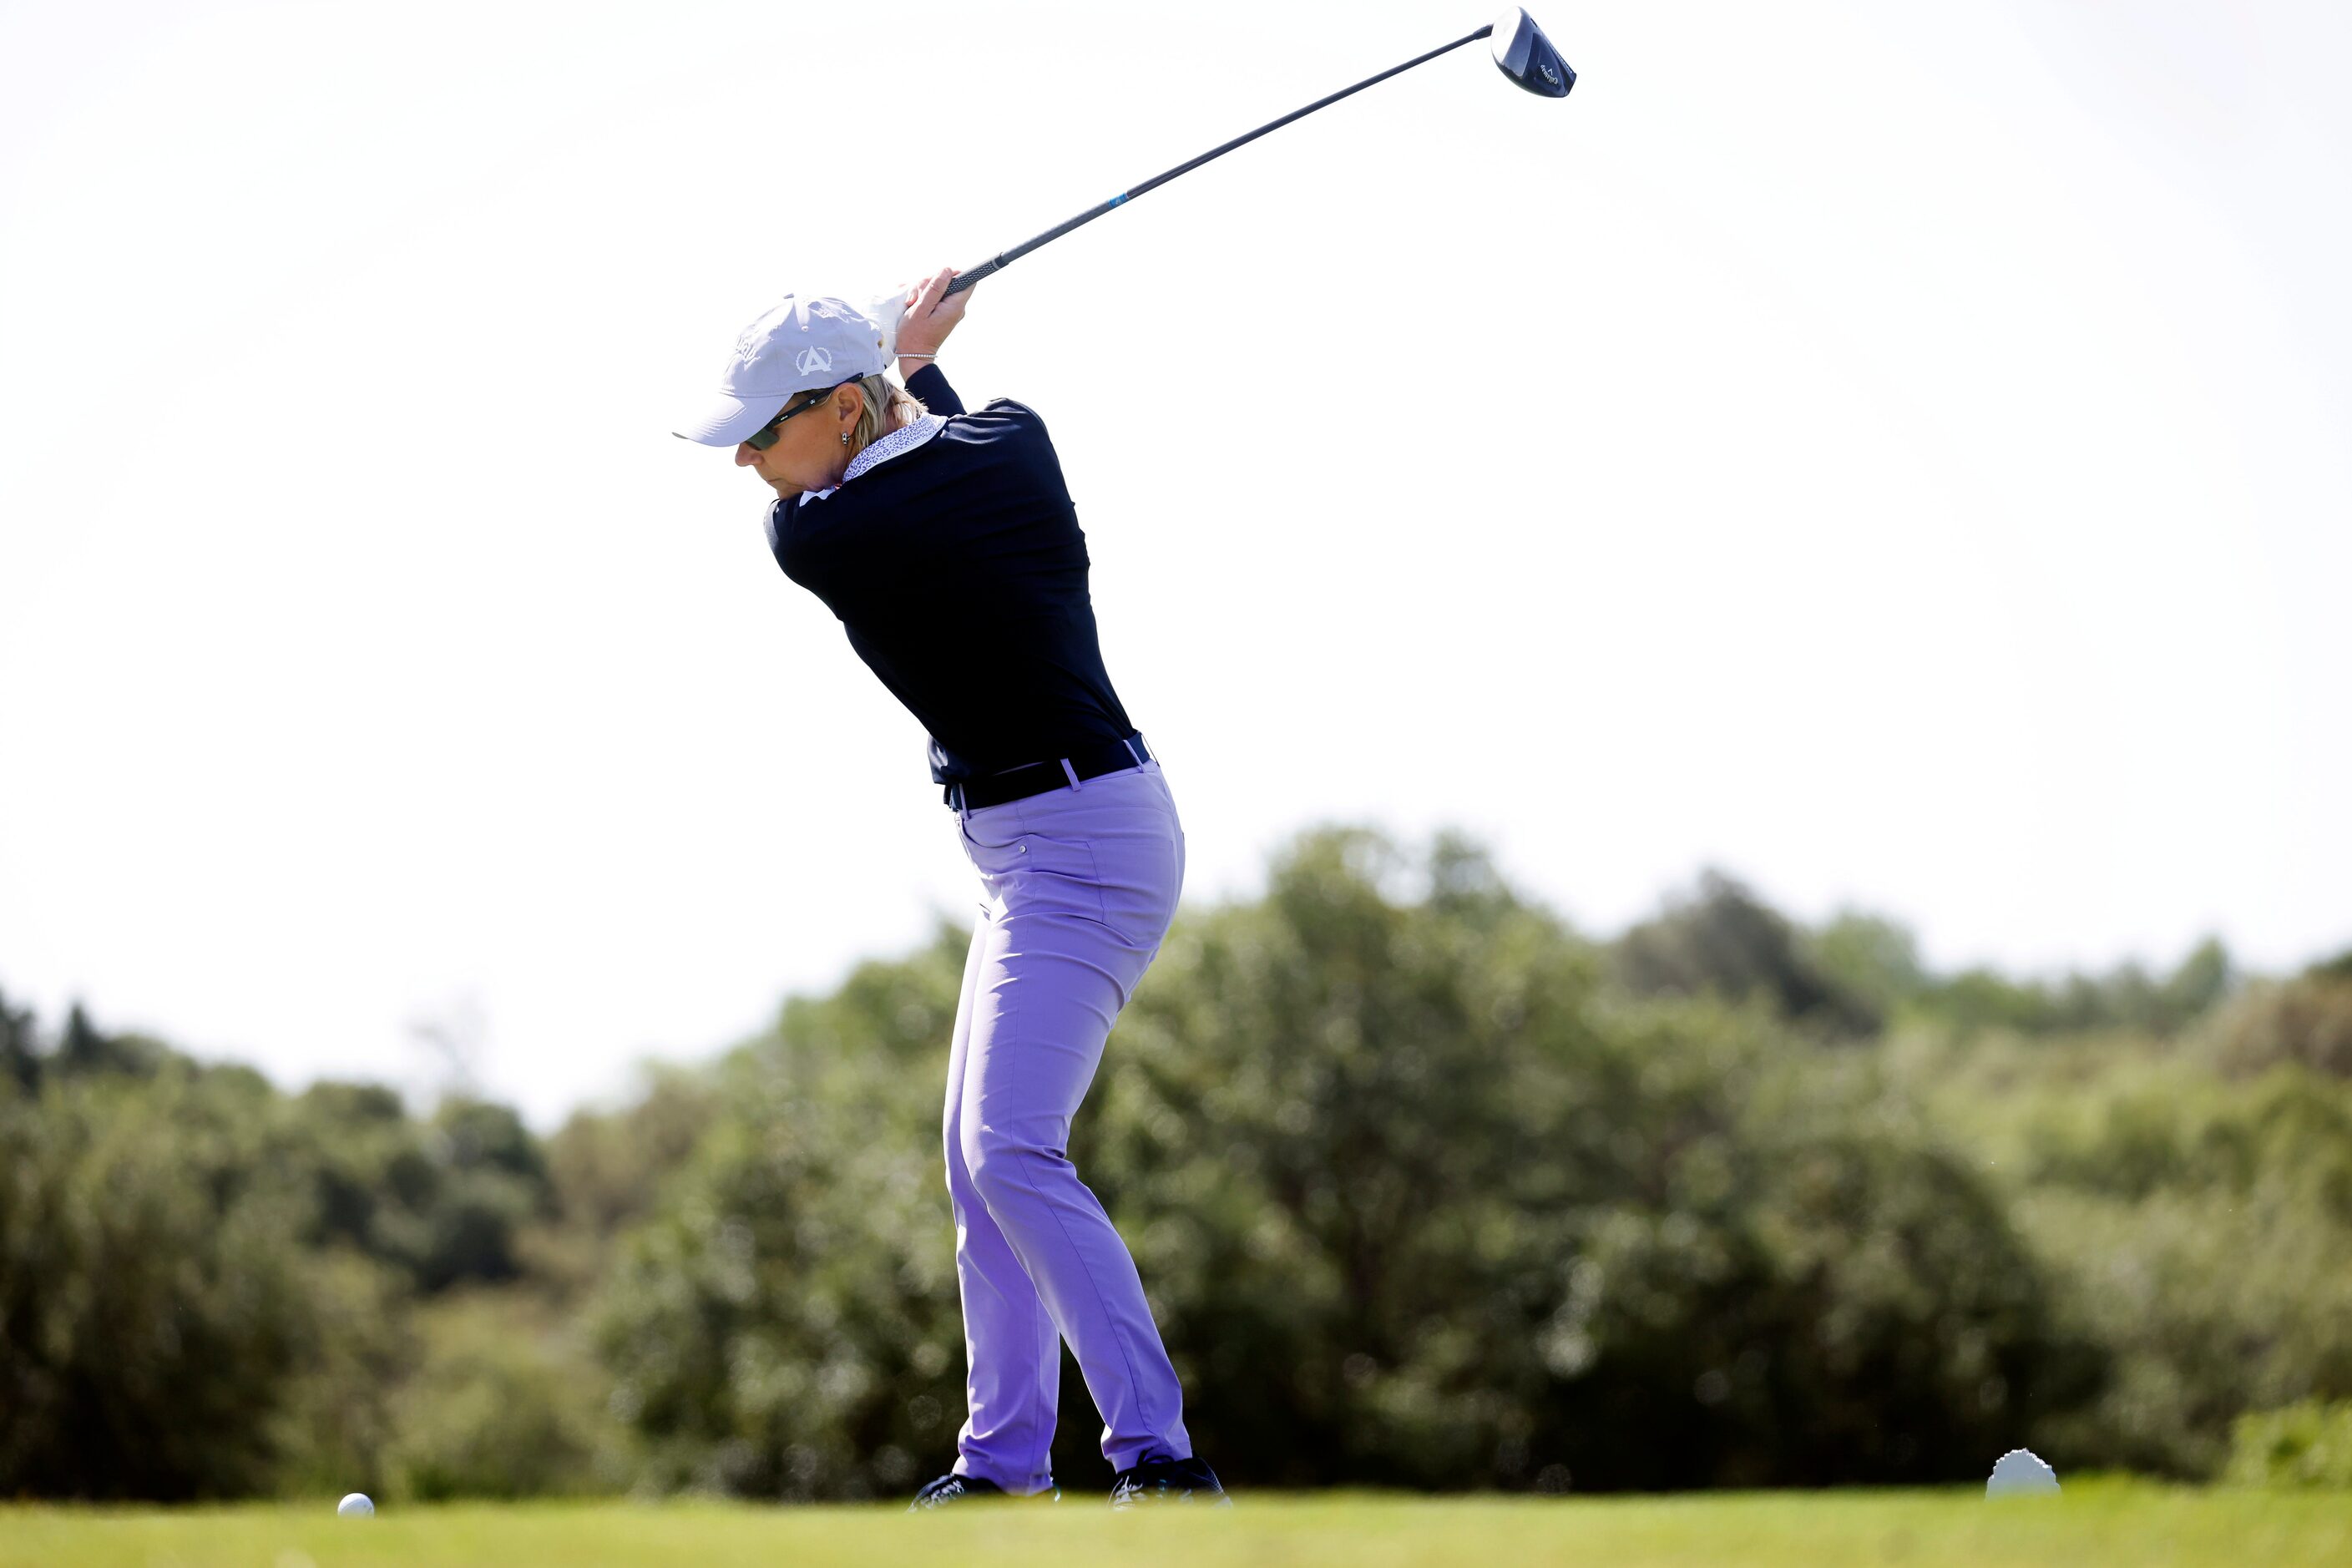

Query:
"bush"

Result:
[[265, 1251, 413, 1501], [384, 1295, 612, 1500], [2226, 1399, 2352, 1489], [1921, 1055, 2352, 1477]]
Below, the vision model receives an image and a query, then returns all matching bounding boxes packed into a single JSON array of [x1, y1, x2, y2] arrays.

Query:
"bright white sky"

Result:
[[3, 0, 2347, 1125]]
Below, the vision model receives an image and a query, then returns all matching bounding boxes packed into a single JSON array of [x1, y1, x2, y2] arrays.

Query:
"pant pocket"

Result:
[[1070, 822, 1182, 950], [961, 780, 1184, 948]]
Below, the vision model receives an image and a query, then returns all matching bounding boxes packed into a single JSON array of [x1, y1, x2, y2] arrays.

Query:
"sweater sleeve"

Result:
[[907, 362, 965, 417]]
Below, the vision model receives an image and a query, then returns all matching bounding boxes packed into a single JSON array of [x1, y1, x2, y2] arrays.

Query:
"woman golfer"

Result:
[[675, 270, 1224, 1510]]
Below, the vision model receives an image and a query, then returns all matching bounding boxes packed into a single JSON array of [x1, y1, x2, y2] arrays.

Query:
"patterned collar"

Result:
[[801, 413, 946, 503]]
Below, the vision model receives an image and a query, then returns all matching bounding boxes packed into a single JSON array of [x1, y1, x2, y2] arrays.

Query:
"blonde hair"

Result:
[[846, 373, 927, 457]]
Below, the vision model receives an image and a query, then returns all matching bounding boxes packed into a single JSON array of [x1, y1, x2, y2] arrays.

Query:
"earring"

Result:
[[840, 432, 850, 446]]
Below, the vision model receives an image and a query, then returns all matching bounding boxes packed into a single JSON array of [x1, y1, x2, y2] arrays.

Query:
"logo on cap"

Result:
[[795, 346, 834, 377]]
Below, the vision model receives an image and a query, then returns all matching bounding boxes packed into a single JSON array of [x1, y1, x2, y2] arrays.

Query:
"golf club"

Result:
[[942, 6, 1572, 297]]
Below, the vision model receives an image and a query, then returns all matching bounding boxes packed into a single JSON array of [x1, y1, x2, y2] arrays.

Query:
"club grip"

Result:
[[944, 259, 1004, 296]]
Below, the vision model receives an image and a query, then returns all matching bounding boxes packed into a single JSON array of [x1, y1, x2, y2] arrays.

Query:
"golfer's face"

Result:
[[736, 389, 851, 493]]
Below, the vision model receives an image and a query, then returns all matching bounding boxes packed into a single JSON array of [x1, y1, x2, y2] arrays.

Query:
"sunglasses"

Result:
[[743, 385, 845, 451]]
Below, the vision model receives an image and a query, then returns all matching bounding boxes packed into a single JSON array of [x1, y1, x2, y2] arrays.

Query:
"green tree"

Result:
[[0, 1068, 320, 1498], [1094, 831, 2085, 1490], [0, 982, 38, 1093], [416, 1098, 552, 1291], [1804, 912, 1928, 1022], [597, 830, 2086, 1495], [2214, 972, 2352, 1080], [594, 925, 970, 1500], [1916, 937, 2238, 1039], [1614, 871, 1880, 1036], [530, 1068, 721, 1298], [267, 1080, 551, 1294]]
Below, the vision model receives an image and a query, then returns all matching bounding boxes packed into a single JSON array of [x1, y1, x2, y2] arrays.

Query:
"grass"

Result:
[[4, 1483, 2349, 1568]]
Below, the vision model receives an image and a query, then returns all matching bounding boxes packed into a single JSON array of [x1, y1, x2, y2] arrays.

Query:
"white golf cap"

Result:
[[673, 291, 908, 447]]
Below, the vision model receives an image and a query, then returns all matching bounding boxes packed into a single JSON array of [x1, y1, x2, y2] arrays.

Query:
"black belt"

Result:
[[943, 733, 1155, 811]]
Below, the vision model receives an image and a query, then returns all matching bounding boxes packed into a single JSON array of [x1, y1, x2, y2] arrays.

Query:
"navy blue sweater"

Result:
[[766, 364, 1136, 784]]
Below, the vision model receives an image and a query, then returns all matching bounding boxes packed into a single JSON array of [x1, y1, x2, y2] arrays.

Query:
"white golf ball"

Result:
[[337, 1492, 376, 1517], [1985, 1449, 2060, 1498]]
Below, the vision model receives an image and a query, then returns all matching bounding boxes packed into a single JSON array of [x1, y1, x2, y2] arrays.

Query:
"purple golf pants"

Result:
[[943, 757, 1193, 1494]]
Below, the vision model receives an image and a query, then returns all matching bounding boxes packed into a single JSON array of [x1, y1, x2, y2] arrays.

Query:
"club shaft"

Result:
[[944, 23, 1494, 296]]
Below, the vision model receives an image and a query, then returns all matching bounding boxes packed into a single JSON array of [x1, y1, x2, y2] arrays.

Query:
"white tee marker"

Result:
[[1985, 1449, 2060, 1498]]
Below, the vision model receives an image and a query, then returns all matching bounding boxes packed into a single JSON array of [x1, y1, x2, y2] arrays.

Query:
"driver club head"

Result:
[[1490, 7, 1574, 98]]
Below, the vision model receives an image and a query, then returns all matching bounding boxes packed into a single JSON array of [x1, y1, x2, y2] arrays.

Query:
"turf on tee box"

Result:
[[5, 1485, 2351, 1568]]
